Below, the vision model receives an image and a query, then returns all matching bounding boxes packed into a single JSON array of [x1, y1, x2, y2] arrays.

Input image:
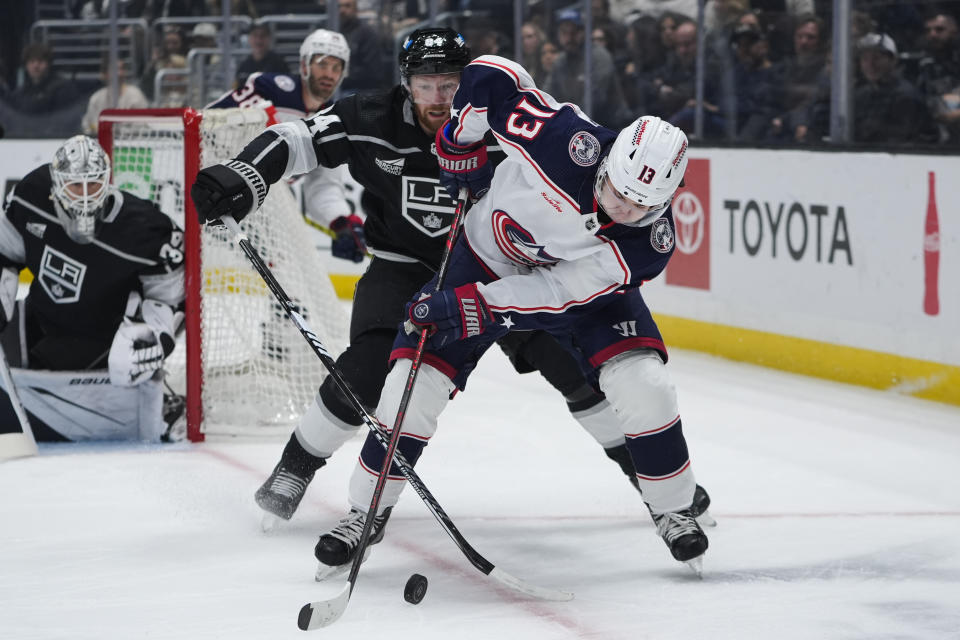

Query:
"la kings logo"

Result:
[[402, 176, 455, 237], [39, 246, 86, 303]]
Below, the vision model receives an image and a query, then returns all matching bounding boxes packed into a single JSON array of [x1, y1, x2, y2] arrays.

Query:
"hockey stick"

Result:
[[0, 342, 38, 461], [219, 202, 571, 626]]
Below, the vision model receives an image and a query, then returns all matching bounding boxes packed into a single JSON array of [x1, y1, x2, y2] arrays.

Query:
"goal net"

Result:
[[98, 108, 349, 440]]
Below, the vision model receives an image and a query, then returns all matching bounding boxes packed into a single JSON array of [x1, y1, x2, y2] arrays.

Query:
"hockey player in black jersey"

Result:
[[192, 28, 712, 574], [0, 136, 186, 442]]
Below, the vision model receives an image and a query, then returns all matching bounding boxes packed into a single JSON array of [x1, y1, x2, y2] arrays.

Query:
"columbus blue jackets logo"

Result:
[[650, 217, 675, 253], [569, 131, 601, 167], [493, 210, 559, 267], [274, 75, 296, 92]]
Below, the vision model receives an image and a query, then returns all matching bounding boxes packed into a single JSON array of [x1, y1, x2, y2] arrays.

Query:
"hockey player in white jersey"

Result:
[[327, 56, 710, 573], [0, 135, 186, 442], [207, 29, 363, 261]]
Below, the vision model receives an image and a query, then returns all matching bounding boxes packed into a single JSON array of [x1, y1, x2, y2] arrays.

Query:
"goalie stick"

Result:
[[220, 202, 572, 630], [0, 341, 38, 461]]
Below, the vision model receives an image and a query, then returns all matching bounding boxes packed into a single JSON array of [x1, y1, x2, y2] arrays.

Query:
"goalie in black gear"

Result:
[[0, 135, 186, 442], [191, 28, 713, 576]]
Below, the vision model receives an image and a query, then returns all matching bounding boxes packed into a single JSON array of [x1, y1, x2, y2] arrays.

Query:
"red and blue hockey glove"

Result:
[[435, 120, 493, 202], [406, 284, 494, 349], [329, 214, 366, 263]]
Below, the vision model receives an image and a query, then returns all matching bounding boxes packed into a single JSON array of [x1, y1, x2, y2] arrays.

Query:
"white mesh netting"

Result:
[[107, 108, 349, 436]]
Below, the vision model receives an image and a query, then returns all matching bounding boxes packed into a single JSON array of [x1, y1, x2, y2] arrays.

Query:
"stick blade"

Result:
[[297, 582, 351, 630], [489, 567, 574, 601]]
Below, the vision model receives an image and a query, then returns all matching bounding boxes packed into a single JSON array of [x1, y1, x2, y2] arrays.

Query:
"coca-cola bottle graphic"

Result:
[[924, 171, 940, 316]]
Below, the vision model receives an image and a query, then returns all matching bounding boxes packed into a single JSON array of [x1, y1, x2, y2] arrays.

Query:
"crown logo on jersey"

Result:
[[422, 212, 442, 229]]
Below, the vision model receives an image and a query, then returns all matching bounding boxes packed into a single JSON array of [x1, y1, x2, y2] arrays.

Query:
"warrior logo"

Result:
[[492, 210, 559, 267], [38, 246, 86, 303], [569, 131, 601, 166], [401, 176, 455, 237], [650, 217, 675, 253]]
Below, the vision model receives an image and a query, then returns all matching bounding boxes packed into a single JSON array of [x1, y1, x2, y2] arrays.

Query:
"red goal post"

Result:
[[98, 108, 348, 441]]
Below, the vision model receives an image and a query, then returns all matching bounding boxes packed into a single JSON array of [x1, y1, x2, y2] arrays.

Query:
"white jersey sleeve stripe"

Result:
[[491, 131, 580, 211]]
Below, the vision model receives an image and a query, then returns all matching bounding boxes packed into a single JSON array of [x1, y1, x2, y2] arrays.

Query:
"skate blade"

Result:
[[261, 512, 282, 533], [684, 556, 704, 578], [314, 547, 373, 582], [696, 509, 717, 528]]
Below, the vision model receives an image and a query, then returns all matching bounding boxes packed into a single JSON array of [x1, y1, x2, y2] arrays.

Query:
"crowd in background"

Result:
[[1, 0, 960, 148]]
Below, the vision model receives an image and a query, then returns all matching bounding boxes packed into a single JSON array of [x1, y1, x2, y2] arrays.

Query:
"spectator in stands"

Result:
[[621, 14, 683, 111], [545, 8, 631, 128], [81, 57, 149, 134], [592, 0, 629, 64], [236, 24, 289, 87], [536, 40, 559, 87], [915, 12, 960, 144], [140, 26, 188, 102], [338, 0, 387, 95], [190, 22, 219, 51], [7, 44, 79, 116], [851, 33, 938, 145], [770, 13, 827, 142], [647, 21, 723, 135], [520, 22, 547, 83], [728, 23, 780, 140]]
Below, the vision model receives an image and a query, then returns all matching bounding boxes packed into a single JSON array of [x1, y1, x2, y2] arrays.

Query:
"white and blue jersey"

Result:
[[448, 56, 676, 331], [207, 72, 309, 123]]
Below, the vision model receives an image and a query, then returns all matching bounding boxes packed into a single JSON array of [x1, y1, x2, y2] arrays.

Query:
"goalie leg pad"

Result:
[[348, 360, 454, 514], [599, 349, 696, 514]]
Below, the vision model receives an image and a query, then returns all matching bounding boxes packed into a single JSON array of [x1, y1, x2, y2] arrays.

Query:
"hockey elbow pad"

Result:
[[435, 121, 492, 202]]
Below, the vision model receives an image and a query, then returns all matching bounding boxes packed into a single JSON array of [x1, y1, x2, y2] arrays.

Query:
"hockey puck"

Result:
[[403, 573, 428, 604]]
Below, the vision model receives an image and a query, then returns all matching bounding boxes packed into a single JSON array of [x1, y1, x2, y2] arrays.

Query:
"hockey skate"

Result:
[[314, 507, 393, 581], [605, 445, 717, 527], [255, 463, 317, 530], [651, 509, 709, 576], [161, 394, 187, 443]]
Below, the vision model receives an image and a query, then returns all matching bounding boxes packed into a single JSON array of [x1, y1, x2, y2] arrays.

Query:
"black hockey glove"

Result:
[[405, 284, 494, 349], [191, 160, 268, 225], [329, 214, 367, 263], [435, 120, 493, 202]]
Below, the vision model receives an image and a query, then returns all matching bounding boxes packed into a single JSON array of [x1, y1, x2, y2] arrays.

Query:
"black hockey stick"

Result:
[[220, 204, 571, 628]]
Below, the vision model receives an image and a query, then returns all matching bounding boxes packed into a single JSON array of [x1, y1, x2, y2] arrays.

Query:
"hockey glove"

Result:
[[190, 160, 268, 225], [0, 267, 17, 333], [329, 214, 367, 263], [405, 283, 494, 349], [108, 320, 167, 387], [435, 121, 493, 202]]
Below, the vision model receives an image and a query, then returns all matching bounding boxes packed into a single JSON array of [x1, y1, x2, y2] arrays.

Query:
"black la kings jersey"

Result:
[[242, 85, 502, 271], [0, 166, 185, 347]]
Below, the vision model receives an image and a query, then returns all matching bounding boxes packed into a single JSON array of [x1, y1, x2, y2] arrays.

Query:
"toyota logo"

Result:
[[672, 191, 705, 254]]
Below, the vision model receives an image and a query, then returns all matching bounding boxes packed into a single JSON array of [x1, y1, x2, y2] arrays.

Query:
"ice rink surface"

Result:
[[2, 347, 959, 640]]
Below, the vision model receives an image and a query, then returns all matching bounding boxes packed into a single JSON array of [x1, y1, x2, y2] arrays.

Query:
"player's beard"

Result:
[[415, 103, 451, 136], [307, 75, 335, 106]]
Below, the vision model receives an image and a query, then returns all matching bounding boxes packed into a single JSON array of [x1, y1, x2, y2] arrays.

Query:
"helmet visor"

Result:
[[404, 72, 460, 105]]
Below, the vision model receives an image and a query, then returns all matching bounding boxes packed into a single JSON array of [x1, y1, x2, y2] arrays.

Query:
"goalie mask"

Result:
[[594, 116, 688, 227], [50, 135, 113, 244], [299, 29, 350, 89], [399, 28, 469, 105]]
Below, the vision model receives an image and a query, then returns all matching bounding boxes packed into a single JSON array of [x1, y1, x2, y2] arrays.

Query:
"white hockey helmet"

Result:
[[50, 135, 113, 244], [594, 116, 688, 226], [299, 29, 350, 82]]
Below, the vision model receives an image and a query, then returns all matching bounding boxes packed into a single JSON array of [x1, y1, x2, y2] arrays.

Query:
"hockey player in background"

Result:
[[0, 135, 186, 442], [207, 28, 360, 258], [191, 29, 712, 572]]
